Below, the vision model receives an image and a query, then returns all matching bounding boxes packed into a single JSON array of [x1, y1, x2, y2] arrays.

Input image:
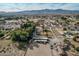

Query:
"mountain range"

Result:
[[0, 9, 79, 16]]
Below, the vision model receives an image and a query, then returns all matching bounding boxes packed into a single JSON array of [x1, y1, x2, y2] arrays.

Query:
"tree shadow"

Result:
[[28, 42, 40, 50], [62, 44, 70, 51], [60, 51, 68, 56], [14, 40, 40, 51]]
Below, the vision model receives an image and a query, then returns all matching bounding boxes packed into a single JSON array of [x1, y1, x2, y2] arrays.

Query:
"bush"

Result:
[[64, 39, 69, 43], [73, 36, 79, 42], [73, 36, 76, 41], [75, 47, 79, 52], [0, 31, 4, 37], [63, 28, 67, 31], [61, 17, 67, 20]]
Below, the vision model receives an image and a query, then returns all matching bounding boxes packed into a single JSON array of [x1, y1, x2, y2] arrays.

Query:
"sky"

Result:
[[0, 3, 79, 12]]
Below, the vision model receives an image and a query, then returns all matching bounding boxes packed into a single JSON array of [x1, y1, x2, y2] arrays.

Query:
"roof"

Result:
[[33, 36, 48, 40]]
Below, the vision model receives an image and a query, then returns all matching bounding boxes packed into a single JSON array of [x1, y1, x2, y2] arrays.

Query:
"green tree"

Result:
[[11, 30, 29, 42]]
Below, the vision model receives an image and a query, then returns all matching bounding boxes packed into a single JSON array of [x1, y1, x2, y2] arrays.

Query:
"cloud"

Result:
[[58, 3, 79, 10], [0, 3, 79, 12]]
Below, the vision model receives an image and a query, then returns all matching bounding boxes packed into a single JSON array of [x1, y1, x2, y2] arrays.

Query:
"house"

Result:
[[33, 36, 49, 44]]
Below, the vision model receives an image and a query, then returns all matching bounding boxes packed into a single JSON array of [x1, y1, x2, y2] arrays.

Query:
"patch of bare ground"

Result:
[[26, 43, 51, 56], [70, 39, 79, 48], [0, 40, 27, 56]]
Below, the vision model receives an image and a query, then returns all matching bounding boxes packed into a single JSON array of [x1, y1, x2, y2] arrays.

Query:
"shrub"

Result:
[[73, 36, 79, 42], [64, 39, 69, 43], [75, 47, 79, 52], [73, 36, 76, 41], [63, 28, 67, 31], [0, 31, 4, 37]]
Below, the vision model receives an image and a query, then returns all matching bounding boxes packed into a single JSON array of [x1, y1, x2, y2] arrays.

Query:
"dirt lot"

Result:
[[26, 43, 51, 56]]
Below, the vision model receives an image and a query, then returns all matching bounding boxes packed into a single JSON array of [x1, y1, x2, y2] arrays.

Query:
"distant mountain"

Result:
[[0, 9, 79, 16]]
